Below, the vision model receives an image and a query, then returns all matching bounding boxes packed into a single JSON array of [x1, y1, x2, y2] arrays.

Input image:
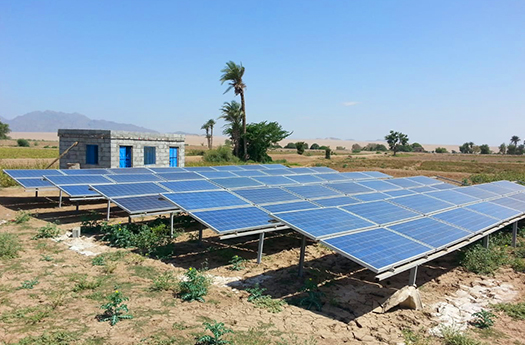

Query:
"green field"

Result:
[[0, 147, 59, 159]]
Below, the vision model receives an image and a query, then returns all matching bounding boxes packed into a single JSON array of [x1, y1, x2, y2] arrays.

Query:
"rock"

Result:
[[381, 286, 423, 313]]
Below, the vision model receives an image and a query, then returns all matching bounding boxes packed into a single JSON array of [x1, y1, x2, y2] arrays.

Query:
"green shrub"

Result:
[[460, 244, 508, 275], [99, 288, 133, 325], [401, 328, 431, 345], [440, 327, 482, 345], [246, 284, 285, 313], [151, 271, 178, 292], [100, 221, 171, 255], [299, 278, 323, 311], [228, 255, 246, 271], [0, 233, 21, 259], [73, 277, 102, 292], [196, 321, 233, 345], [17, 139, 30, 147], [203, 146, 240, 163], [178, 267, 210, 302], [12, 331, 77, 345], [92, 255, 106, 266], [492, 302, 525, 320], [471, 309, 496, 329], [19, 279, 39, 289], [14, 210, 31, 224], [33, 223, 61, 239]]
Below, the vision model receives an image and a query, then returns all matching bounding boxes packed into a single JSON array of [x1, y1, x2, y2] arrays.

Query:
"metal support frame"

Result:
[[482, 235, 489, 248], [198, 228, 203, 245], [298, 235, 307, 277], [219, 225, 289, 240], [128, 216, 131, 224], [512, 222, 518, 247], [75, 203, 79, 211], [257, 233, 265, 264], [409, 266, 418, 286], [58, 190, 63, 208], [106, 201, 111, 221], [170, 212, 174, 238], [35, 190, 38, 198]]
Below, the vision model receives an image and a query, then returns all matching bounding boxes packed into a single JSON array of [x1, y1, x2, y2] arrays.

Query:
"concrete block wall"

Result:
[[109, 139, 185, 168], [58, 129, 112, 169]]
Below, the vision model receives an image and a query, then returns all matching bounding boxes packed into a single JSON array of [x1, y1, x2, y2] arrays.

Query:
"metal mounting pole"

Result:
[[409, 266, 418, 286], [106, 201, 111, 221], [35, 190, 38, 198], [482, 235, 489, 248], [128, 216, 131, 224], [298, 235, 307, 277], [198, 228, 203, 245], [58, 190, 63, 208], [75, 203, 79, 211], [512, 222, 518, 248], [257, 233, 265, 264], [170, 212, 174, 238]]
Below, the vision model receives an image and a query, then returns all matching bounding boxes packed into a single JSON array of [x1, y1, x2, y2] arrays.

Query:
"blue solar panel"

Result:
[[239, 165, 267, 170], [388, 218, 471, 249], [263, 169, 297, 176], [316, 173, 351, 181], [233, 187, 301, 204], [410, 186, 438, 193], [210, 177, 263, 189], [44, 175, 113, 185], [232, 170, 269, 177], [490, 197, 525, 212], [197, 171, 237, 179], [18, 178, 55, 188], [474, 183, 514, 195], [313, 196, 359, 207], [162, 191, 250, 211], [273, 208, 376, 239], [406, 176, 442, 186], [425, 190, 480, 205], [430, 183, 458, 190], [147, 167, 187, 173], [339, 172, 373, 180], [61, 169, 110, 175], [111, 195, 177, 214], [253, 176, 298, 186], [259, 164, 288, 169], [361, 171, 392, 179], [351, 192, 390, 202], [386, 178, 423, 188], [390, 194, 454, 214], [466, 201, 522, 221], [286, 174, 325, 184], [261, 201, 320, 213], [184, 167, 218, 172], [509, 193, 525, 203], [383, 189, 416, 198], [357, 180, 401, 192], [284, 185, 341, 199], [107, 168, 153, 174], [160, 180, 222, 192], [322, 228, 432, 272], [308, 167, 337, 173], [91, 182, 168, 198], [327, 182, 375, 195], [213, 165, 245, 171], [4, 169, 64, 178], [157, 172, 204, 181], [60, 185, 102, 198], [108, 174, 164, 183], [342, 201, 420, 225], [290, 167, 317, 174], [432, 208, 500, 233], [492, 181, 525, 192], [454, 186, 499, 199], [192, 206, 273, 233]]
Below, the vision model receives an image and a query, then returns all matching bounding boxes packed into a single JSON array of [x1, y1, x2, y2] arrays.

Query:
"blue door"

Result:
[[119, 146, 132, 168], [169, 147, 178, 167]]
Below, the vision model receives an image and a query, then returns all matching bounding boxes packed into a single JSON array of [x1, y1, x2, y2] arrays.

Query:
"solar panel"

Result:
[[232, 170, 269, 177], [61, 169, 110, 175], [162, 191, 250, 211], [425, 190, 480, 205], [233, 187, 301, 204], [388, 218, 471, 249], [261, 201, 320, 213], [390, 194, 454, 214], [184, 167, 218, 172], [410, 186, 438, 193], [361, 171, 392, 179], [18, 178, 55, 189], [386, 178, 423, 188], [491, 181, 525, 192], [454, 186, 499, 199], [107, 168, 153, 174], [351, 192, 390, 202], [160, 180, 222, 192], [209, 177, 263, 189], [322, 228, 432, 273], [430, 183, 458, 190], [286, 174, 325, 184], [272, 208, 376, 240], [490, 197, 525, 212], [474, 183, 515, 196], [212, 165, 245, 171], [259, 164, 288, 169], [111, 195, 177, 214], [342, 201, 420, 225], [357, 180, 401, 192], [192, 206, 273, 233], [339, 172, 373, 180], [284, 185, 342, 199], [465, 202, 521, 221], [238, 165, 267, 170], [432, 208, 501, 233], [60, 185, 103, 198], [509, 193, 525, 203], [147, 167, 187, 173], [197, 171, 237, 179], [383, 189, 416, 198], [315, 173, 351, 181], [326, 182, 375, 195], [308, 167, 337, 173], [4, 169, 64, 178], [313, 196, 359, 207], [263, 169, 297, 176], [252, 176, 299, 186], [91, 182, 169, 198], [107, 174, 164, 183], [44, 175, 113, 186], [290, 167, 317, 174], [406, 176, 442, 186], [157, 172, 204, 181]]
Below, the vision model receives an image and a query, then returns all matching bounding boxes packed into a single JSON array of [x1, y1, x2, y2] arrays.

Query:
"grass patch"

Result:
[[0, 232, 21, 259], [13, 210, 32, 224], [73, 277, 103, 292], [150, 271, 178, 292], [440, 327, 483, 345], [460, 244, 508, 275], [32, 223, 61, 239], [492, 302, 525, 320], [401, 328, 431, 345]]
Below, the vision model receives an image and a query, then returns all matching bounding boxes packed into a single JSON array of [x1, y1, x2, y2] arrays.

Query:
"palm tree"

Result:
[[220, 61, 247, 160], [218, 101, 242, 157], [201, 119, 216, 150], [510, 135, 521, 147]]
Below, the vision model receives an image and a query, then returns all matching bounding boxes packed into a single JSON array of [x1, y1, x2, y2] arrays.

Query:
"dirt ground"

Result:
[[1, 183, 524, 344]]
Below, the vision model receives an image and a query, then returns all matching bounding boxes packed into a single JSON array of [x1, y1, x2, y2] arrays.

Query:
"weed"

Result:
[[18, 278, 39, 289], [33, 223, 61, 239], [151, 271, 178, 291], [92, 255, 105, 266], [471, 309, 496, 329], [98, 288, 133, 325], [12, 330, 77, 344], [460, 244, 508, 275], [401, 328, 431, 345], [299, 278, 323, 311], [14, 210, 31, 224], [440, 326, 482, 345], [492, 302, 525, 320], [39, 254, 53, 262], [196, 321, 233, 345], [73, 277, 102, 292], [103, 261, 118, 274], [0, 233, 21, 259], [275, 335, 318, 345], [179, 267, 210, 302], [246, 284, 285, 313], [228, 255, 246, 271], [48, 289, 69, 309], [511, 258, 525, 272]]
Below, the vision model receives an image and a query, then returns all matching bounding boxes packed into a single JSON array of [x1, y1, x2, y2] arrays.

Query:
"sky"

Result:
[[0, 1, 524, 146]]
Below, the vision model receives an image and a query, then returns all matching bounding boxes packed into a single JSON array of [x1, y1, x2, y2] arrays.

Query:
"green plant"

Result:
[[460, 244, 508, 275], [17, 138, 30, 147], [0, 233, 21, 259], [401, 328, 431, 345], [39, 254, 53, 262], [492, 302, 525, 320], [14, 210, 31, 224], [99, 288, 133, 325], [471, 309, 496, 329], [92, 255, 105, 266], [33, 223, 60, 239], [246, 284, 285, 313], [440, 326, 482, 345], [19, 278, 39, 289], [150, 271, 177, 291], [11, 330, 77, 344], [179, 267, 209, 302], [73, 277, 102, 292], [228, 255, 246, 271], [299, 278, 324, 311], [246, 284, 266, 302], [196, 321, 233, 345]]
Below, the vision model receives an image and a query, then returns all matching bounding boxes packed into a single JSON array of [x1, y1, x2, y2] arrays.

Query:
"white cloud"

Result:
[[342, 101, 359, 106]]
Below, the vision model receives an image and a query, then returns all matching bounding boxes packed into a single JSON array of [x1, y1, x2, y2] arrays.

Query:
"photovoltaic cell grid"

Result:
[[261, 200, 320, 213], [386, 178, 423, 189], [316, 173, 351, 182], [162, 191, 250, 211], [232, 170, 269, 177], [492, 181, 525, 192], [339, 172, 374, 180], [107, 174, 164, 183], [432, 208, 500, 233], [409, 186, 437, 193], [17, 178, 55, 189], [383, 189, 416, 198], [352, 192, 390, 203], [210, 177, 263, 189], [465, 202, 521, 221], [390, 194, 454, 214], [157, 172, 204, 181], [424, 190, 480, 206], [406, 176, 444, 186], [454, 186, 499, 200], [232, 187, 301, 204], [191, 206, 273, 233], [313, 196, 358, 207], [263, 169, 297, 176], [357, 180, 401, 192], [91, 182, 169, 198], [253, 176, 298, 186], [147, 167, 187, 173], [61, 169, 111, 175], [361, 171, 392, 179], [290, 167, 317, 174], [60, 185, 103, 198], [286, 174, 325, 184], [327, 182, 375, 195], [44, 175, 113, 186], [111, 195, 178, 214], [160, 180, 222, 192], [284, 185, 341, 199], [3, 169, 64, 178], [431, 183, 458, 190], [342, 201, 420, 226], [474, 183, 515, 196], [213, 165, 245, 171], [107, 168, 153, 174], [490, 197, 525, 212], [184, 167, 218, 172], [197, 171, 237, 179]]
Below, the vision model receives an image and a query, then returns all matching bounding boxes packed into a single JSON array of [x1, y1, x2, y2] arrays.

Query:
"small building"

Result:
[[58, 129, 185, 169]]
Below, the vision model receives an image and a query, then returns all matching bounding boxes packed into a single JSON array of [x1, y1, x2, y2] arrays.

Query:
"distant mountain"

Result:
[[3, 110, 157, 133], [172, 131, 200, 136]]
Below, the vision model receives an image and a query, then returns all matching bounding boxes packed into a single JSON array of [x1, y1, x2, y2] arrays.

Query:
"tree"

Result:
[[472, 145, 481, 154], [459, 142, 474, 154], [507, 144, 517, 155], [219, 101, 242, 157], [284, 142, 297, 149], [243, 121, 292, 162], [17, 138, 29, 147], [310, 143, 320, 150], [518, 145, 525, 155], [435, 147, 448, 153], [0, 121, 10, 139], [499, 143, 506, 154], [479, 144, 491, 155], [510, 135, 521, 147], [351, 144, 362, 153], [295, 142, 308, 155], [384, 130, 409, 156], [221, 61, 247, 160], [411, 143, 424, 152], [201, 119, 216, 149]]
